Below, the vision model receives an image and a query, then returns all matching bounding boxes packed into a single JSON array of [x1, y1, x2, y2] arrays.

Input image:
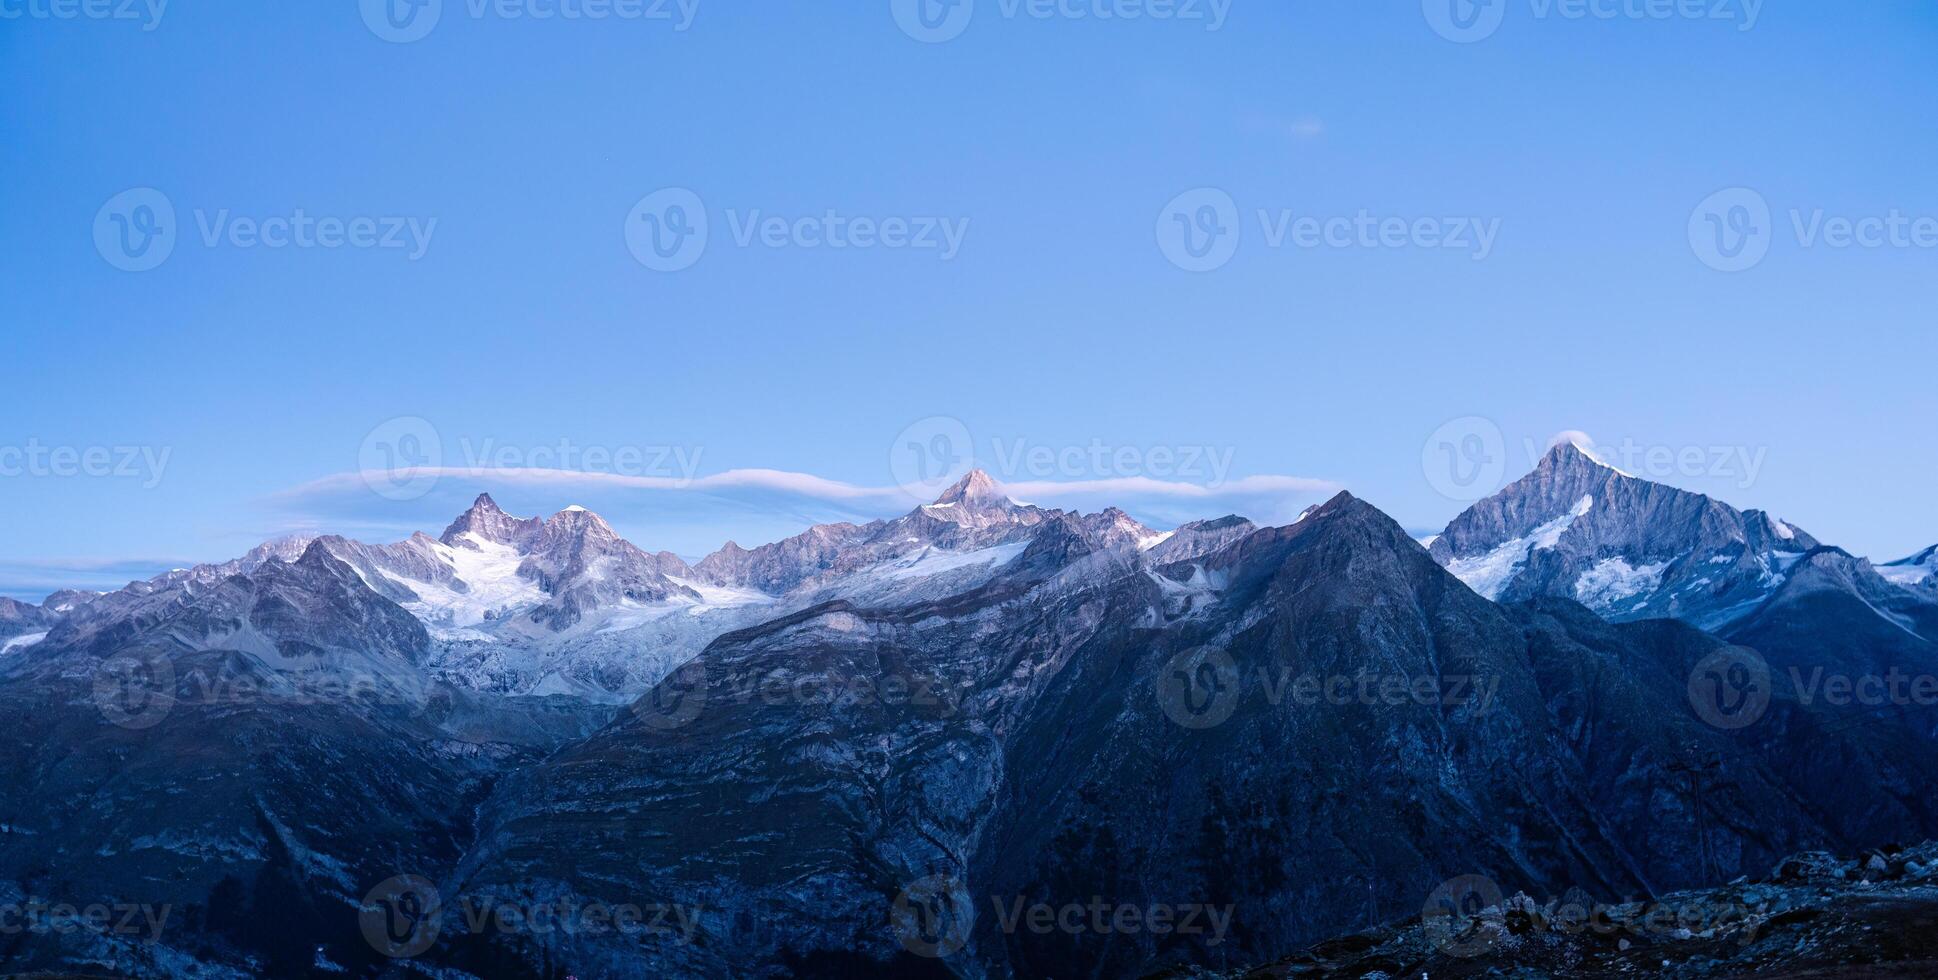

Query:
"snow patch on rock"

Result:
[[1573, 557, 1670, 610], [1446, 496, 1592, 600]]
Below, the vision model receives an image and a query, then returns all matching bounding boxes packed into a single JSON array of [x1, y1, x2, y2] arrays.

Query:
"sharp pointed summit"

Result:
[[1539, 437, 1618, 474], [1431, 436, 1846, 630], [931, 468, 1006, 508], [441, 491, 542, 547]]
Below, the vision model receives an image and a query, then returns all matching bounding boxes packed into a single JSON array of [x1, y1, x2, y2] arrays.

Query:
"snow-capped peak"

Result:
[[1880, 544, 1938, 591], [440, 492, 542, 548], [1540, 437, 1631, 477], [932, 469, 1007, 508]]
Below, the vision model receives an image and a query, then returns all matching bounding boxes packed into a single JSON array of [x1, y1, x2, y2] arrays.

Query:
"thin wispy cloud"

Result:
[[267, 464, 1346, 556], [274, 466, 1341, 510], [0, 557, 193, 602], [275, 467, 908, 506]]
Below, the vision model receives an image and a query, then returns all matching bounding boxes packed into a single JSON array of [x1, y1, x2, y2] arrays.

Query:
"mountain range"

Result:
[[3, 452, 1937, 977]]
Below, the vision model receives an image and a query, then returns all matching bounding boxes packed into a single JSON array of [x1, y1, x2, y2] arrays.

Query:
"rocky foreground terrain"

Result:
[[1159, 844, 1938, 979]]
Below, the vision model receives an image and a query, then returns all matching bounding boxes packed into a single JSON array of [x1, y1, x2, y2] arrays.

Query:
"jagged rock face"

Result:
[[21, 479, 1152, 706], [1431, 442, 1822, 630], [440, 492, 543, 549], [513, 508, 702, 630], [1718, 548, 1938, 839], [0, 653, 497, 977], [1146, 514, 1258, 564], [0, 539, 607, 978], [311, 532, 467, 606], [9, 475, 1938, 978], [41, 589, 103, 615], [0, 596, 49, 641], [1881, 543, 1938, 592], [37, 542, 431, 683], [449, 494, 1883, 978], [1496, 600, 1829, 883], [692, 471, 1074, 597]]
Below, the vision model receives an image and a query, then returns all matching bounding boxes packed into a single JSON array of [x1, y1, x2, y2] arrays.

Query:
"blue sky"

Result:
[[3, 0, 1936, 600]]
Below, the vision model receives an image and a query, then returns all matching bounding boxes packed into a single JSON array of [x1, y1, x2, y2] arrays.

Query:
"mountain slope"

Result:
[[0, 597, 49, 645], [448, 492, 1877, 977], [0, 542, 604, 977], [1881, 544, 1938, 592], [1433, 441, 1862, 633]]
